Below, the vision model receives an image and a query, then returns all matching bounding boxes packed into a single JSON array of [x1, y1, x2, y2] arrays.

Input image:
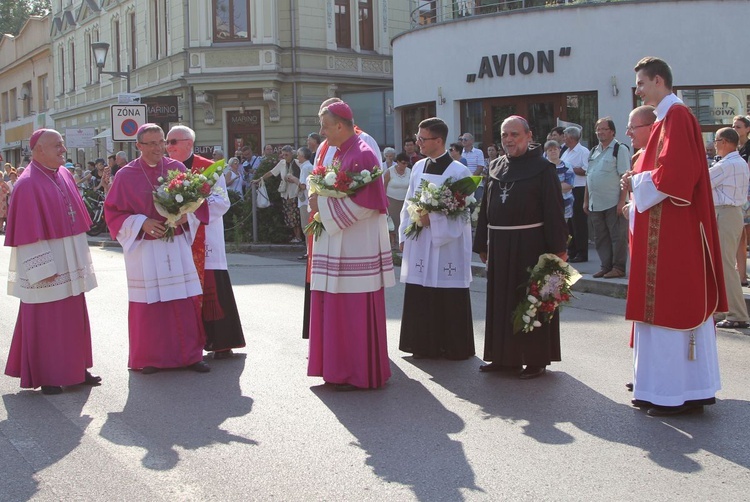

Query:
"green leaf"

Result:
[[449, 175, 482, 195]]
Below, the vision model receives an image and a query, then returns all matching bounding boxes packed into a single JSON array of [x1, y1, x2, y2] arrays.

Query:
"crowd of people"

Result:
[[4, 57, 748, 418]]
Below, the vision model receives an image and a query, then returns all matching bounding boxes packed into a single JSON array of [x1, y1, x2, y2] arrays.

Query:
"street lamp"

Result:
[[91, 42, 131, 93]]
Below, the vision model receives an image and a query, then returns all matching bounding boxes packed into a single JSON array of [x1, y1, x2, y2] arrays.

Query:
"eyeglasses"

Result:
[[460, 137, 469, 141], [626, 124, 650, 132], [416, 136, 439, 143], [166, 138, 191, 146], [138, 140, 166, 148]]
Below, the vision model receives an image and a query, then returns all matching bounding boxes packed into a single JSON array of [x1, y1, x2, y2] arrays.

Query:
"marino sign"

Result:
[[467, 47, 572, 83]]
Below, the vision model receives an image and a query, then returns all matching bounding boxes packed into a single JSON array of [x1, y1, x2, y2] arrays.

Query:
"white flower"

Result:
[[360, 169, 371, 179], [324, 172, 337, 186], [213, 173, 220, 180], [349, 181, 357, 189], [407, 203, 423, 225], [522, 315, 530, 323], [533, 321, 542, 327], [427, 182, 438, 191], [465, 195, 476, 205], [198, 175, 207, 182], [528, 295, 537, 303], [157, 177, 164, 183], [175, 194, 184, 203], [182, 180, 190, 187]]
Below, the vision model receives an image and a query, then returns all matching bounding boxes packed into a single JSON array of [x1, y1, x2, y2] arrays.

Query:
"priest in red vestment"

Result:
[[4, 128, 100, 395], [622, 57, 726, 416], [307, 101, 395, 390], [104, 124, 211, 375]]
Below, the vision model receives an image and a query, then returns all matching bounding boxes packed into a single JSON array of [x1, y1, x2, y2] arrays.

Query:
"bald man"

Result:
[[4, 128, 100, 395]]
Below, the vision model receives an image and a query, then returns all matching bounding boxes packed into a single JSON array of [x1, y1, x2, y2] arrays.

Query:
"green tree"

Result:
[[0, 0, 50, 37]]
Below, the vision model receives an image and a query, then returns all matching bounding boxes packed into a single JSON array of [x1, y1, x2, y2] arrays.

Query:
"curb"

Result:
[[471, 261, 628, 300]]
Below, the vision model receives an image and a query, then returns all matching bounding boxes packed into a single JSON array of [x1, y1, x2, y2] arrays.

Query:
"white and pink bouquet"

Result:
[[512, 253, 581, 334], [403, 176, 481, 239]]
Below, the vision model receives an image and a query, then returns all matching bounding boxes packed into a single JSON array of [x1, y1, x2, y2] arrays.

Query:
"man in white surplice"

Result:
[[398, 118, 475, 360]]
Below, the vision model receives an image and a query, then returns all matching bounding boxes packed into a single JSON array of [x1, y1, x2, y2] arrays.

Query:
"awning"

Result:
[[91, 128, 111, 139]]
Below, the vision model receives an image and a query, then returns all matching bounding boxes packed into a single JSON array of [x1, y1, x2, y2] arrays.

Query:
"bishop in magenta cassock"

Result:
[[307, 101, 395, 390], [104, 124, 211, 375], [4, 128, 100, 395], [623, 57, 726, 416]]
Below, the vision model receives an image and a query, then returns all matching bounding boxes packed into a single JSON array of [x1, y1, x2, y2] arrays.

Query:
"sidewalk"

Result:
[[89, 235, 750, 308], [471, 242, 750, 307]]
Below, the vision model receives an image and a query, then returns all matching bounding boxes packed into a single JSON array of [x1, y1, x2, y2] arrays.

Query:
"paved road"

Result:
[[1, 245, 749, 501]]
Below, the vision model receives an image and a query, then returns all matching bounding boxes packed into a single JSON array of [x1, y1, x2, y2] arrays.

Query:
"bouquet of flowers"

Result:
[[152, 160, 225, 241], [403, 176, 482, 239], [512, 253, 582, 334], [304, 160, 384, 240]]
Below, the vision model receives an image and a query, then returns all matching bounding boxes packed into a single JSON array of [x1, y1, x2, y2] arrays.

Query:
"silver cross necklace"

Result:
[[498, 182, 515, 204], [33, 162, 77, 224]]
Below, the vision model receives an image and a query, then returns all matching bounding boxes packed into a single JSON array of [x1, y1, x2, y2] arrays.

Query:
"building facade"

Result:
[[393, 0, 748, 151], [45, 0, 410, 163], [0, 16, 54, 168]]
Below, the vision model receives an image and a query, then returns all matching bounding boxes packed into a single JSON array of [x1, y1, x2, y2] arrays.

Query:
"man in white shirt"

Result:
[[710, 127, 750, 328], [561, 127, 590, 263]]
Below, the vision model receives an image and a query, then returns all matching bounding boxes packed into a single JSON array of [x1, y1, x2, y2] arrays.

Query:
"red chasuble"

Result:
[[626, 104, 727, 330], [189, 154, 214, 292]]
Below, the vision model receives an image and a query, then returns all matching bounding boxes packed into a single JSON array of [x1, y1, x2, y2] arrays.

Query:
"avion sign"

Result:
[[467, 47, 572, 83]]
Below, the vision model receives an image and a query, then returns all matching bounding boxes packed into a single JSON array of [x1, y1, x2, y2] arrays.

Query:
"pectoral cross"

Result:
[[415, 259, 424, 272], [165, 254, 172, 272], [67, 204, 76, 223], [443, 262, 456, 277]]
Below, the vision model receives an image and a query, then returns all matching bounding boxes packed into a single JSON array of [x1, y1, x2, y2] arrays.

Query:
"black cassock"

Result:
[[473, 143, 568, 366]]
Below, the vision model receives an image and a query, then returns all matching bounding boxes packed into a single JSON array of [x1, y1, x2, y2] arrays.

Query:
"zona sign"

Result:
[[111, 104, 148, 141]]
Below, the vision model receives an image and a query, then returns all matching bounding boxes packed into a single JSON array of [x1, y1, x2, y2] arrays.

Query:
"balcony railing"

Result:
[[410, 0, 619, 27]]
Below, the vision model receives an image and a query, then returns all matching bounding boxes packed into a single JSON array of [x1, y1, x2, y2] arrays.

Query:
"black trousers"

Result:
[[568, 186, 588, 258]]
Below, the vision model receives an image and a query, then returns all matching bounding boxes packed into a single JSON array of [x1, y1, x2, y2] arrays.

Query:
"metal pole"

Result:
[[251, 183, 258, 243], [126, 65, 131, 93]]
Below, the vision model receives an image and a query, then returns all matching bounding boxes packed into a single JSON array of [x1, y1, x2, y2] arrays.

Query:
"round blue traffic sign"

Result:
[[122, 119, 138, 137]]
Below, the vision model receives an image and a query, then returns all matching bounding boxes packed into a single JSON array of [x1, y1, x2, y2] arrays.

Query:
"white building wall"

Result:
[[393, 0, 747, 138]]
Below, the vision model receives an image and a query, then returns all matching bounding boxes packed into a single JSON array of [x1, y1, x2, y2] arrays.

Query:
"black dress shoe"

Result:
[[141, 366, 159, 375], [519, 366, 546, 379], [631, 398, 651, 408], [479, 362, 503, 372], [213, 350, 233, 360], [41, 386, 63, 395], [188, 361, 211, 373], [569, 255, 588, 263], [297, 254, 308, 260], [625, 382, 633, 392], [83, 371, 102, 386], [647, 404, 704, 417]]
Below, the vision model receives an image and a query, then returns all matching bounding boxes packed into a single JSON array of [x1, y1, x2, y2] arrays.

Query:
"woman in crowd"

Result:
[[449, 143, 467, 165], [545, 140, 575, 222], [225, 157, 244, 194], [0, 173, 10, 234], [382, 147, 397, 170], [254, 145, 303, 243], [734, 115, 750, 286], [285, 146, 315, 258], [383, 152, 411, 249]]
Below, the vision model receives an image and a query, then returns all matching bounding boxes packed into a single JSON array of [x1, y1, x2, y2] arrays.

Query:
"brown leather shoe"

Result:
[[603, 268, 625, 279], [593, 270, 609, 278]]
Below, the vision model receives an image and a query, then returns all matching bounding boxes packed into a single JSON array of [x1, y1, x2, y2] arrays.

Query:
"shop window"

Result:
[[461, 101, 484, 146], [401, 102, 437, 147], [341, 89, 394, 149], [564, 93, 597, 149], [213, 0, 250, 42], [679, 87, 750, 126]]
